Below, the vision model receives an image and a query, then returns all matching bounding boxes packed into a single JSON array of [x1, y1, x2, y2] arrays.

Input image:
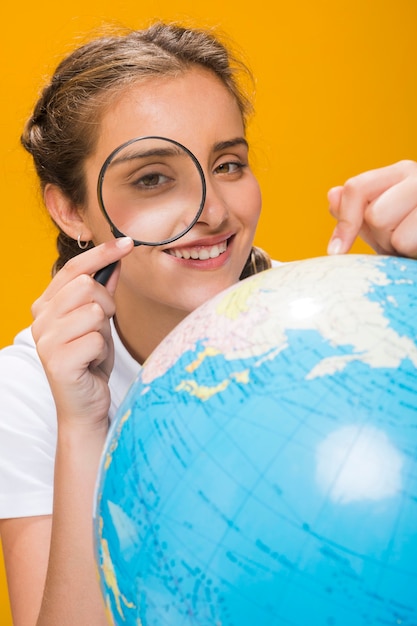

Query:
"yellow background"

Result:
[[2, 0, 417, 621]]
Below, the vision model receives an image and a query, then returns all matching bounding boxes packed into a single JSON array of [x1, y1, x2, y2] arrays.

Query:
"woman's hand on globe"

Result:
[[31, 237, 133, 429], [327, 160, 417, 258]]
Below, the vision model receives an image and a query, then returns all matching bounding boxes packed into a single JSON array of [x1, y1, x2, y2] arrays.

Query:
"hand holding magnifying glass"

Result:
[[94, 136, 206, 285]]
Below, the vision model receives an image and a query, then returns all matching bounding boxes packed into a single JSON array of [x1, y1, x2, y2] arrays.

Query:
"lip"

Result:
[[164, 232, 235, 250], [162, 233, 235, 268]]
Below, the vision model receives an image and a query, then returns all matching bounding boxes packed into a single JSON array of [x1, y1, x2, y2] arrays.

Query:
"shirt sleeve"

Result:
[[0, 328, 56, 518]]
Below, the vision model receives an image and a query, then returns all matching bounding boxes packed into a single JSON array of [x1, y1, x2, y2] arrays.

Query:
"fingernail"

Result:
[[327, 237, 342, 255], [115, 237, 133, 249]]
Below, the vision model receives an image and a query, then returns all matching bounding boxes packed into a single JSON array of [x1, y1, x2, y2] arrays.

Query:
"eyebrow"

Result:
[[212, 137, 249, 152], [108, 145, 185, 168], [106, 137, 249, 169]]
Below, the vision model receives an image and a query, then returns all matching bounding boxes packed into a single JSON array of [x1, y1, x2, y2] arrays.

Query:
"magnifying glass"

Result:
[[94, 136, 206, 284]]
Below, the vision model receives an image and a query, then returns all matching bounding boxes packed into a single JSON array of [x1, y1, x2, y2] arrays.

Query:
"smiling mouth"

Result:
[[165, 239, 228, 260]]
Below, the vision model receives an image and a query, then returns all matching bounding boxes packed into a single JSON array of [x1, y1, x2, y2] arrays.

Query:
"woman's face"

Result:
[[83, 67, 262, 320]]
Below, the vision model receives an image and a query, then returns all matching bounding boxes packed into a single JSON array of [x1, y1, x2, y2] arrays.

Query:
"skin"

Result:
[[84, 69, 262, 364], [328, 160, 417, 257], [0, 67, 262, 626], [2, 66, 417, 625]]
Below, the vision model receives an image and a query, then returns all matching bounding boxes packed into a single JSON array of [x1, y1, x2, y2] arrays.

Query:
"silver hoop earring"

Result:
[[77, 234, 90, 250]]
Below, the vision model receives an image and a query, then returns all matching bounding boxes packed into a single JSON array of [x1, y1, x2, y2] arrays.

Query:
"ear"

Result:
[[44, 183, 93, 242]]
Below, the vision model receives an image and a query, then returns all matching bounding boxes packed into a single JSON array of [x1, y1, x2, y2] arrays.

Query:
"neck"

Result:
[[113, 293, 189, 366]]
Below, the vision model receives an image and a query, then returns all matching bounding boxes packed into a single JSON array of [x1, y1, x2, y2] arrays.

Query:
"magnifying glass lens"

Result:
[[98, 137, 205, 246]]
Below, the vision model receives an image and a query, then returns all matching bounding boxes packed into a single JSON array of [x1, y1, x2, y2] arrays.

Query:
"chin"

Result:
[[184, 279, 239, 314]]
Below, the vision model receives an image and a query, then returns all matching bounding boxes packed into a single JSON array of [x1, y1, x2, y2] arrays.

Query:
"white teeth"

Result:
[[169, 240, 227, 260], [209, 245, 220, 258]]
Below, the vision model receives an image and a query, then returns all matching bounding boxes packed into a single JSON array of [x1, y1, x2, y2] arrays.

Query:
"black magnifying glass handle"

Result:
[[94, 261, 119, 286]]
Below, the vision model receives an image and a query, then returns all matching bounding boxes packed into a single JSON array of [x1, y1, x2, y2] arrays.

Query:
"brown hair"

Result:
[[21, 21, 271, 277]]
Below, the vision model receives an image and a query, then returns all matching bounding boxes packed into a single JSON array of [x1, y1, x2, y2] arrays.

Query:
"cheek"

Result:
[[82, 192, 116, 244], [240, 178, 262, 229]]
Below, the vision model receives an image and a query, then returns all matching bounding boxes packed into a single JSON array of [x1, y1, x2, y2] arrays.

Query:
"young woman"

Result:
[[1, 21, 417, 626]]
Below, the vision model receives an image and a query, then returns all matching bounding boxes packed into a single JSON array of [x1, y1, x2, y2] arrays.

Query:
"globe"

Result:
[[94, 254, 417, 626]]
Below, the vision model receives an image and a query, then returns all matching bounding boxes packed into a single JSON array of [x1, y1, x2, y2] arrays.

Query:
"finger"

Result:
[[327, 161, 417, 254], [35, 301, 111, 350], [37, 237, 133, 303], [37, 306, 115, 393], [32, 273, 117, 332], [327, 186, 343, 218], [364, 174, 417, 233], [43, 330, 112, 382], [352, 178, 417, 255], [390, 208, 417, 258], [327, 186, 344, 254], [347, 170, 417, 255], [45, 332, 113, 419]]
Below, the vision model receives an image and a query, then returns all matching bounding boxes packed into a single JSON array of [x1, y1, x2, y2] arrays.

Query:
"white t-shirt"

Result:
[[0, 262, 281, 520], [0, 319, 140, 519]]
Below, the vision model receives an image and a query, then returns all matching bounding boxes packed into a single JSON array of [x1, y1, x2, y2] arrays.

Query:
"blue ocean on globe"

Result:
[[94, 254, 417, 626]]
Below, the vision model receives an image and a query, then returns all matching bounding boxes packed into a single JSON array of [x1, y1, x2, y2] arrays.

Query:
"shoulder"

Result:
[[0, 326, 50, 400], [0, 327, 56, 518], [0, 322, 140, 518]]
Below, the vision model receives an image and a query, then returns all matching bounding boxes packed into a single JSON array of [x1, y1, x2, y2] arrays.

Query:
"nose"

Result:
[[197, 174, 229, 230]]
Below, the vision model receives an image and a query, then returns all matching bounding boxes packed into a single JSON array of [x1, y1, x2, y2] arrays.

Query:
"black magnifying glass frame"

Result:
[[94, 135, 207, 285]]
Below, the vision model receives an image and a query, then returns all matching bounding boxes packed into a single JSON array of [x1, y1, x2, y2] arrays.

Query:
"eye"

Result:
[[214, 160, 246, 176], [133, 171, 171, 189]]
